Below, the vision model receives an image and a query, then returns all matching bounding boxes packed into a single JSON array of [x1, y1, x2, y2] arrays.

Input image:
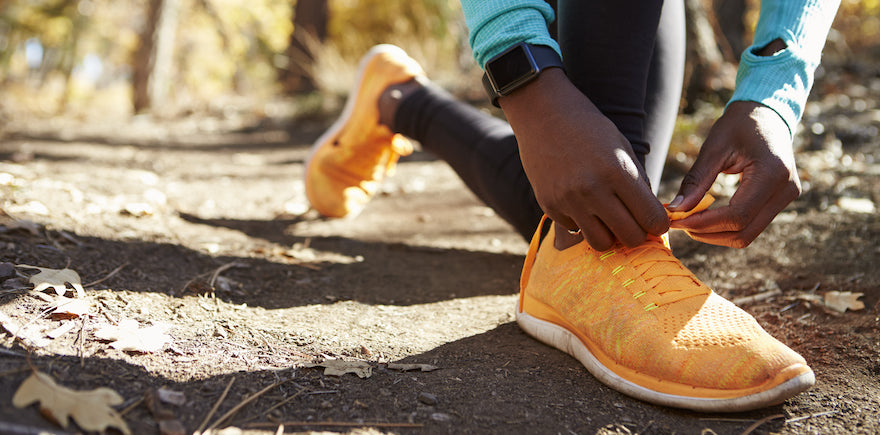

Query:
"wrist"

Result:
[[482, 42, 565, 107]]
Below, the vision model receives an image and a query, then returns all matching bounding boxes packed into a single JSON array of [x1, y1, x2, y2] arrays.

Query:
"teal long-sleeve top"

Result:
[[460, 0, 841, 137]]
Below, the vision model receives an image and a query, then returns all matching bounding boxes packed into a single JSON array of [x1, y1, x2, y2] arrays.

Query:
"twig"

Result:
[[0, 347, 27, 357], [205, 380, 282, 431], [785, 410, 839, 423], [247, 421, 424, 429], [208, 262, 246, 288], [195, 376, 236, 434], [242, 386, 308, 423], [0, 365, 32, 377], [84, 262, 129, 288], [732, 290, 782, 306], [0, 420, 75, 435], [740, 414, 784, 435], [118, 397, 144, 416], [77, 315, 88, 367]]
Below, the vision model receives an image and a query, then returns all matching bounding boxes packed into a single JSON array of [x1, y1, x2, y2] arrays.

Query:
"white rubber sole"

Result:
[[515, 302, 816, 413]]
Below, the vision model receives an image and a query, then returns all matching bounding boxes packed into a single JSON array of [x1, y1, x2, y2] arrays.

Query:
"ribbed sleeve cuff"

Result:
[[728, 45, 814, 138], [461, 0, 560, 68]]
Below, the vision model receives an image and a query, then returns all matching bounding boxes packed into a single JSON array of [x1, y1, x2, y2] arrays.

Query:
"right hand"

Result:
[[499, 68, 669, 251]]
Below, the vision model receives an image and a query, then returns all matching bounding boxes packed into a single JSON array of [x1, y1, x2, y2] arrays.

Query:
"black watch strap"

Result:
[[482, 42, 564, 107]]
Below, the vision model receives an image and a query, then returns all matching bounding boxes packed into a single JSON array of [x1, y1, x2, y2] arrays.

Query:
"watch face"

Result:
[[488, 44, 538, 94]]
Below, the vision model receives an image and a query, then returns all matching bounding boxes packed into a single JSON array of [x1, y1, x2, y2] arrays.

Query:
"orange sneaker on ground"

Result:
[[305, 44, 424, 218], [517, 209, 814, 412]]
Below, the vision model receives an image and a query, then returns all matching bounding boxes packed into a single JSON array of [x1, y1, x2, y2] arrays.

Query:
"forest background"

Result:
[[1, 0, 876, 125]]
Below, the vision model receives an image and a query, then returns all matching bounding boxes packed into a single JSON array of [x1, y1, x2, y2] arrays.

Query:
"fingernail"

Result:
[[668, 195, 684, 209]]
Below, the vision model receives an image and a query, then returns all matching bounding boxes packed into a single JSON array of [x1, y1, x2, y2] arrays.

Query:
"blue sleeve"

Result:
[[727, 0, 840, 137], [460, 0, 560, 68]]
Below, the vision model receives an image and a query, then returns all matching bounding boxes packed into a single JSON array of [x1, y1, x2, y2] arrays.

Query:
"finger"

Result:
[[669, 141, 728, 212], [593, 196, 648, 247], [613, 171, 670, 236], [676, 185, 796, 248], [575, 215, 615, 252], [671, 162, 795, 234], [544, 210, 579, 236]]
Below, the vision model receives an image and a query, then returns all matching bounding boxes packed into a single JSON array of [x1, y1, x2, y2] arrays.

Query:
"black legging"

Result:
[[393, 0, 685, 241]]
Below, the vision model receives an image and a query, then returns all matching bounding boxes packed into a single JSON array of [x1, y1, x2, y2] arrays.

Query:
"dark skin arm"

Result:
[[499, 68, 670, 251], [668, 39, 801, 248]]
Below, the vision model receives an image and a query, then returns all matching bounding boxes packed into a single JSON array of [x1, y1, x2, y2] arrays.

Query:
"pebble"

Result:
[[430, 412, 452, 422], [0, 262, 14, 282], [418, 392, 438, 406]]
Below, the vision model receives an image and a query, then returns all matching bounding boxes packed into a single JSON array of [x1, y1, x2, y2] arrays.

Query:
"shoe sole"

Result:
[[303, 44, 410, 218], [516, 299, 816, 413]]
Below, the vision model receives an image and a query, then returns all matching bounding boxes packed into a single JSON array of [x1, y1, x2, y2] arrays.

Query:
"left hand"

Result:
[[667, 101, 801, 248]]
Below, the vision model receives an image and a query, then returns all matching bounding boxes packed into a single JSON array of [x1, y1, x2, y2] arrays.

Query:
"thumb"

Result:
[[668, 151, 722, 212]]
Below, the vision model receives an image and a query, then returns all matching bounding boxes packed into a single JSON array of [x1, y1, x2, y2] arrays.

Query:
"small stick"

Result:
[[77, 315, 88, 367], [118, 397, 145, 416], [242, 387, 308, 423], [84, 262, 129, 288], [732, 289, 782, 305], [247, 421, 424, 429], [740, 414, 784, 435], [205, 380, 282, 431], [208, 262, 246, 288], [195, 376, 236, 434], [785, 410, 838, 423]]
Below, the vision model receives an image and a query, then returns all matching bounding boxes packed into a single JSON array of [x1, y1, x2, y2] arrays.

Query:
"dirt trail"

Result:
[[1, 67, 879, 433]]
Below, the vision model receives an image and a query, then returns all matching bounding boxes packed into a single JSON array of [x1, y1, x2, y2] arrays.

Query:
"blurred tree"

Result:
[[714, 0, 747, 56], [132, 0, 180, 113], [281, 0, 328, 94], [683, 0, 736, 112]]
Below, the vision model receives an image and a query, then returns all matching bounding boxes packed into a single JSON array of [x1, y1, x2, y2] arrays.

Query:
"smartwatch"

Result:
[[482, 42, 565, 107]]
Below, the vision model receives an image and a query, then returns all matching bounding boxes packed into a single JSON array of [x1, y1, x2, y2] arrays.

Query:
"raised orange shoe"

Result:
[[517, 205, 814, 412], [305, 44, 424, 217]]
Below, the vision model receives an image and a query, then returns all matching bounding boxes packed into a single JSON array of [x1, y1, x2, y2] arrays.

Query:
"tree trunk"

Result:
[[682, 0, 735, 111], [713, 0, 747, 58], [131, 0, 180, 113], [280, 0, 328, 94]]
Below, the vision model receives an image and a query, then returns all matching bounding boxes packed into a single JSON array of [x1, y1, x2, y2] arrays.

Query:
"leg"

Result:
[[644, 0, 686, 194], [557, 0, 665, 173], [390, 82, 543, 240]]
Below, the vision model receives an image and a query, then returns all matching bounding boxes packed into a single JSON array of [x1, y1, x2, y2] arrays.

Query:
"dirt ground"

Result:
[[1, 55, 879, 434]]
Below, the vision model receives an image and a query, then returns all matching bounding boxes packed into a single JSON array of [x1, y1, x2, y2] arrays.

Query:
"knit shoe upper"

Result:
[[305, 44, 424, 218], [517, 201, 814, 412]]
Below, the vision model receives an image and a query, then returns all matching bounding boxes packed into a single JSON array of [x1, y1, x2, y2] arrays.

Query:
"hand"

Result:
[[500, 68, 669, 251], [667, 101, 801, 248]]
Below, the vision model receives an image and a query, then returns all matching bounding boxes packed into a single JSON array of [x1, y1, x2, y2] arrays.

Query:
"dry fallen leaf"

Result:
[[12, 371, 131, 435], [386, 363, 440, 372], [94, 319, 171, 352], [47, 321, 77, 339], [303, 359, 373, 378], [50, 296, 92, 319], [16, 265, 85, 298], [823, 291, 865, 313], [0, 311, 50, 348]]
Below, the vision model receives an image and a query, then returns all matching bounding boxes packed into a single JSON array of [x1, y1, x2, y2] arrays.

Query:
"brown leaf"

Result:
[[12, 371, 131, 435]]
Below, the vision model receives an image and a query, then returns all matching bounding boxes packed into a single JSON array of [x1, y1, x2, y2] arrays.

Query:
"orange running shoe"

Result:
[[517, 207, 813, 412], [305, 44, 424, 217]]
